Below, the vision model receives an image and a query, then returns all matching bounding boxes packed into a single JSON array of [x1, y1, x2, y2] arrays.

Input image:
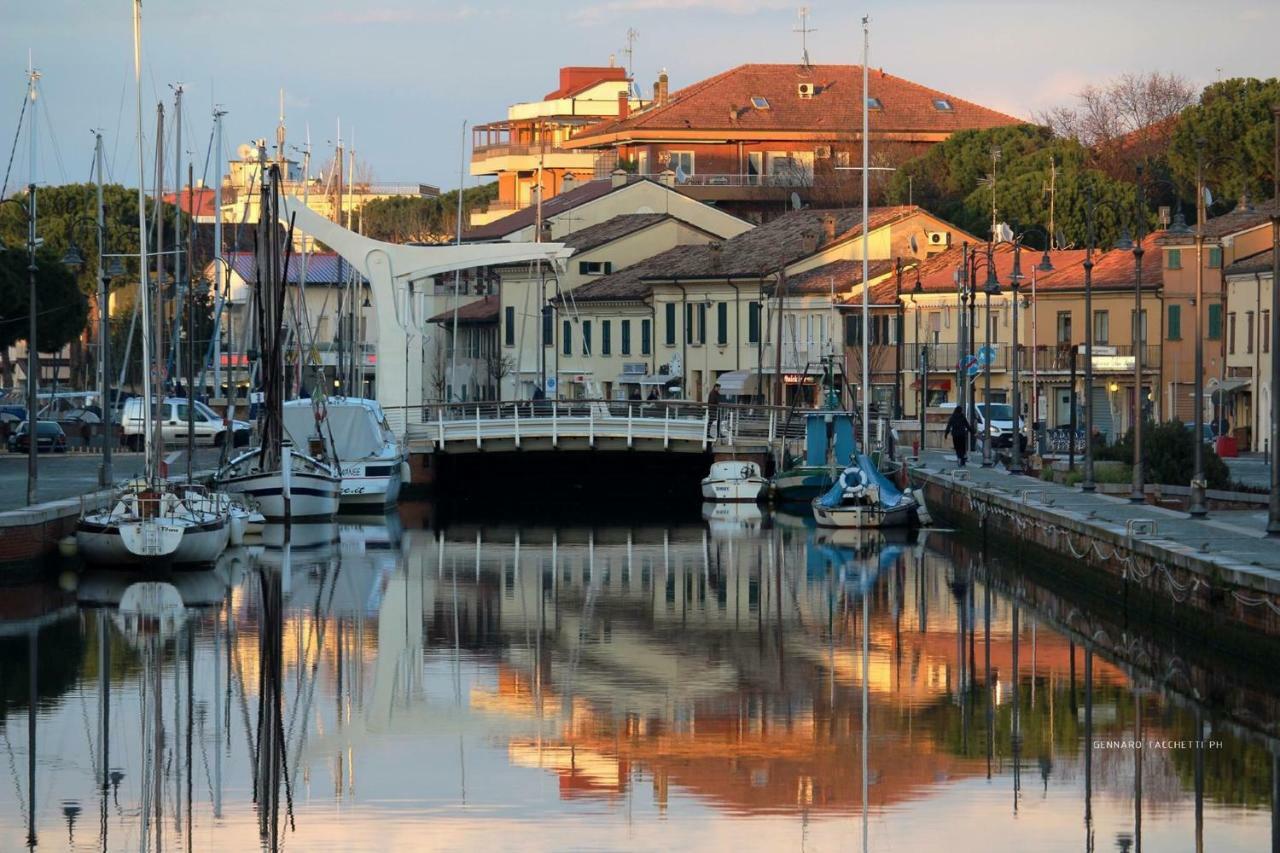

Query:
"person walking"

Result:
[[944, 405, 973, 467], [707, 382, 722, 438]]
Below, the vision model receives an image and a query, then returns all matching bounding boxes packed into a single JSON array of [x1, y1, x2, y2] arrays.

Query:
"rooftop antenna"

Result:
[[794, 7, 816, 68], [622, 28, 639, 79], [276, 88, 286, 165]]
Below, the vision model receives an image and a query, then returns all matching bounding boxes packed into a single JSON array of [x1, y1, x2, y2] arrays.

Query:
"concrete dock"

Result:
[[909, 450, 1280, 646]]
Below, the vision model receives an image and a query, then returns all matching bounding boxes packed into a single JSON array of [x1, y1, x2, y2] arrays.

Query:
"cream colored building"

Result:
[[1225, 250, 1275, 450]]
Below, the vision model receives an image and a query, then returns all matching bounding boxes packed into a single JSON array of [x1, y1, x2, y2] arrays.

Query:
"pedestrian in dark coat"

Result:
[[944, 406, 973, 467]]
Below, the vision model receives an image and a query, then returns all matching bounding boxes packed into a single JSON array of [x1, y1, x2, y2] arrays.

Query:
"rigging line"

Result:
[[39, 91, 68, 183], [0, 89, 28, 198], [108, 80, 126, 182]]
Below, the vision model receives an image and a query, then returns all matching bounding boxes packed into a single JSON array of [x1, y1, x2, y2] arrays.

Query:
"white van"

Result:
[[121, 397, 251, 450]]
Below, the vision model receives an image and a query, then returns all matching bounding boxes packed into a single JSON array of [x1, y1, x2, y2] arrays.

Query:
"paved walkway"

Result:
[[1226, 453, 1272, 490], [916, 449, 1280, 583], [0, 449, 224, 512]]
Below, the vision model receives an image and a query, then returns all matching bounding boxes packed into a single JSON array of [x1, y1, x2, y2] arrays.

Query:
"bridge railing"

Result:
[[384, 399, 803, 448]]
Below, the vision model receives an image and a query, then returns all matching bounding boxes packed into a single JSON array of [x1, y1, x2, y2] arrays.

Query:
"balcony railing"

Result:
[[472, 142, 584, 159], [643, 172, 814, 188], [898, 343, 1161, 374]]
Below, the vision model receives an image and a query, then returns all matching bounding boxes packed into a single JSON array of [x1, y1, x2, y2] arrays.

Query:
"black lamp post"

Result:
[[1270, 104, 1280, 535], [1129, 170, 1148, 504], [0, 193, 40, 506], [1008, 230, 1054, 476], [910, 266, 925, 458], [980, 244, 1000, 466]]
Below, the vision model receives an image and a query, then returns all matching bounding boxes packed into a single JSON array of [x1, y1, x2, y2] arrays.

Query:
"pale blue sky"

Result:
[[1, 1, 1276, 192]]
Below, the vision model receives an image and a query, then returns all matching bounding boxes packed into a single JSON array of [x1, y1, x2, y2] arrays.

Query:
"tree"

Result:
[[1037, 72, 1195, 180], [0, 246, 91, 382], [884, 125, 1141, 249], [1169, 78, 1280, 211], [360, 183, 499, 244]]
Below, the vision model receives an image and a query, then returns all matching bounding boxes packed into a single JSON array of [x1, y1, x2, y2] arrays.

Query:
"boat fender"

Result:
[[913, 488, 933, 525]]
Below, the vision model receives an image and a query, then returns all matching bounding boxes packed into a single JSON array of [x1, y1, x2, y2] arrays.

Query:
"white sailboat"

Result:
[[216, 161, 341, 521], [76, 1, 230, 566], [283, 397, 404, 506]]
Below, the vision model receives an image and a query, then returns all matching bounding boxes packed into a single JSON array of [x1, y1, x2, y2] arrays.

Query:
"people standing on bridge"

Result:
[[707, 383, 722, 438], [944, 405, 973, 467]]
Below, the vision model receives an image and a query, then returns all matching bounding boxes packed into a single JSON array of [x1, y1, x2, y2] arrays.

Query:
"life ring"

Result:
[[740, 465, 752, 480]]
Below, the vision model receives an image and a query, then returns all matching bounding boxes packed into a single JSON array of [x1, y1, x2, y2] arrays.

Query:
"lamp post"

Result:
[[980, 244, 1000, 467], [1083, 182, 1098, 491], [1269, 104, 1280, 535], [1189, 140, 1210, 517], [1129, 170, 1147, 504], [1008, 231, 1054, 476], [0, 192, 41, 506], [911, 266, 924, 458]]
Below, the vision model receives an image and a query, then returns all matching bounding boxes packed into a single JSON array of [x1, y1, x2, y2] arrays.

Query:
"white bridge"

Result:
[[395, 401, 798, 455]]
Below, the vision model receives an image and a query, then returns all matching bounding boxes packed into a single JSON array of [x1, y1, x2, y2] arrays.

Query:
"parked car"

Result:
[[938, 402, 1026, 449], [8, 421, 68, 453], [1184, 422, 1215, 444], [120, 397, 251, 450]]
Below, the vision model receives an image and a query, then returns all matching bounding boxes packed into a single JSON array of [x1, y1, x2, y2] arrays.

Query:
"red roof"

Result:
[[464, 178, 622, 241], [566, 63, 1022, 148], [544, 66, 628, 100], [908, 243, 1090, 296], [163, 187, 217, 218], [1046, 233, 1163, 290], [428, 295, 499, 325]]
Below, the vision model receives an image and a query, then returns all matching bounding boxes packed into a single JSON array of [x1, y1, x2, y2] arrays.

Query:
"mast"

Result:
[[95, 132, 113, 486], [860, 16, 870, 453], [152, 103, 166, 479], [172, 85, 183, 387], [131, 1, 155, 481], [211, 108, 225, 397]]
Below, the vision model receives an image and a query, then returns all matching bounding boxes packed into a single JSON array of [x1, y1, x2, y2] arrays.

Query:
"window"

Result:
[[750, 96, 770, 109], [1208, 247, 1222, 269], [1093, 310, 1110, 345], [1264, 311, 1271, 354], [1167, 305, 1181, 340], [601, 320, 612, 356], [1246, 311, 1255, 354], [1056, 311, 1072, 344], [504, 306, 515, 347], [578, 260, 613, 276], [1131, 309, 1148, 344], [666, 151, 694, 176], [563, 320, 572, 355], [685, 304, 694, 344], [542, 306, 553, 346], [621, 319, 631, 356], [1166, 249, 1182, 270], [716, 302, 728, 346], [697, 302, 708, 344], [582, 320, 593, 355], [748, 301, 761, 344], [1228, 312, 1237, 354], [834, 150, 851, 168], [932, 98, 952, 111], [641, 319, 652, 355], [845, 314, 861, 346], [866, 97, 883, 110], [1208, 303, 1222, 339], [665, 303, 676, 346]]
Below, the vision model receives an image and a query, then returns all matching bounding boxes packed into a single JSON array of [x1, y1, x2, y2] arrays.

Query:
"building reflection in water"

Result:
[[0, 507, 1277, 851]]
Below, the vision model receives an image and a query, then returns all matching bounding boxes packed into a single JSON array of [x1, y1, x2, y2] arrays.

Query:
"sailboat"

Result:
[[76, 1, 230, 566], [215, 162, 341, 521]]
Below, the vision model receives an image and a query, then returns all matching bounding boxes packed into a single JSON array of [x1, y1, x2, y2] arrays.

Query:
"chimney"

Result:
[[612, 168, 629, 188], [617, 90, 630, 120], [656, 70, 669, 105], [801, 230, 818, 255], [658, 169, 676, 187], [562, 172, 577, 194], [709, 241, 723, 270], [821, 214, 836, 245]]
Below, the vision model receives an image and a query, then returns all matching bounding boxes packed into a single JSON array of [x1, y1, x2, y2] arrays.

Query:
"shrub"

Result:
[[1096, 420, 1229, 489]]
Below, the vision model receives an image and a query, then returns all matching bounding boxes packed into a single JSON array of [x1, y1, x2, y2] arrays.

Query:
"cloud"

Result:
[[571, 0, 792, 26]]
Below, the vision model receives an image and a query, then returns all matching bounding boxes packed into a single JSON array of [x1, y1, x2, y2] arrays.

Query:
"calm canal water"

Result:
[[1, 503, 1276, 852]]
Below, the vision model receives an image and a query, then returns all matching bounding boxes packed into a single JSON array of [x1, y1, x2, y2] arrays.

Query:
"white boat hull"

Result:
[[700, 477, 767, 503], [217, 449, 341, 521], [338, 458, 403, 506], [77, 515, 230, 566], [811, 499, 917, 529]]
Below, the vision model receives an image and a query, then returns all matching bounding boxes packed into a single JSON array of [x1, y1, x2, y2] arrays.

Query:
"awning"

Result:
[[1208, 377, 1250, 394], [627, 374, 680, 386], [715, 370, 762, 396]]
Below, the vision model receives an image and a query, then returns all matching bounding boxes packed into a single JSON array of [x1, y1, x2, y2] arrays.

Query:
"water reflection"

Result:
[[0, 508, 1276, 851]]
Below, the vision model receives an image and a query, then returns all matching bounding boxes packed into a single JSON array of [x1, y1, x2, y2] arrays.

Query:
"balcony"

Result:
[[899, 343, 1161, 375]]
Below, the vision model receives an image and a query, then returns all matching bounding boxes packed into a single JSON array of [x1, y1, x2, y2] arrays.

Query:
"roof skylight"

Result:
[[866, 97, 883, 110], [751, 96, 770, 109], [933, 98, 953, 111]]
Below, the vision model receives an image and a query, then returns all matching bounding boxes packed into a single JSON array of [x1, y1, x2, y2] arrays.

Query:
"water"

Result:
[[1, 504, 1276, 852]]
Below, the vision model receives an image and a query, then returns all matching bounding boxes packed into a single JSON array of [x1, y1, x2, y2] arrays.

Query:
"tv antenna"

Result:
[[794, 7, 816, 68], [622, 28, 639, 79]]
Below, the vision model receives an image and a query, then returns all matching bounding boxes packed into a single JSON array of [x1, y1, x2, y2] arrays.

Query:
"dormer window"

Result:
[[866, 97, 883, 110], [933, 98, 953, 111], [751, 96, 770, 110]]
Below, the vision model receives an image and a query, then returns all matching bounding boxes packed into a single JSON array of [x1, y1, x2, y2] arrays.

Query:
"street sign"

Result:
[[545, 377, 557, 394], [977, 345, 996, 367], [959, 354, 979, 377]]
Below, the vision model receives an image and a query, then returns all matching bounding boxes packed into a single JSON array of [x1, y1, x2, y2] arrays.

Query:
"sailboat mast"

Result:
[[860, 16, 870, 454], [152, 103, 166, 479], [211, 108, 225, 397], [133, 1, 154, 481], [95, 131, 113, 487], [172, 85, 183, 387]]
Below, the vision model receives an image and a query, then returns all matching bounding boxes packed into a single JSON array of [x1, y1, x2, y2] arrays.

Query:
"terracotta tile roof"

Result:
[[464, 178, 623, 241], [1225, 247, 1279, 277], [786, 258, 896, 295], [428, 295, 499, 325], [910, 243, 1092, 295], [558, 213, 670, 253], [1041, 233, 1163, 291], [163, 187, 217, 218], [560, 246, 709, 303], [544, 66, 628, 100], [566, 63, 1023, 148], [1158, 197, 1279, 244]]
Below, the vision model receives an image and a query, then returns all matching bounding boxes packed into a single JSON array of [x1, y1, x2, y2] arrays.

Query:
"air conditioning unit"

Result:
[[797, 83, 815, 99], [814, 145, 831, 158], [926, 231, 950, 247]]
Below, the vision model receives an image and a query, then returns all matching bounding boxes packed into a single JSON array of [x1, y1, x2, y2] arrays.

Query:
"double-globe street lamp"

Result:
[[0, 189, 42, 506], [1005, 233, 1055, 475], [961, 243, 1000, 466]]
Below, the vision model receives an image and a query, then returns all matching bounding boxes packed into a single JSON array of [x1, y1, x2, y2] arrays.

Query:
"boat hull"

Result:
[[76, 516, 230, 567], [337, 459, 403, 506], [811, 499, 917, 529], [700, 477, 767, 503], [219, 469, 341, 521], [772, 467, 835, 503]]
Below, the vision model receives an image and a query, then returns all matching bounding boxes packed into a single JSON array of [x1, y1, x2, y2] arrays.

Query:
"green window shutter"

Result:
[[542, 306, 553, 345], [1168, 304, 1181, 340], [582, 320, 592, 355], [504, 306, 515, 346], [641, 319, 652, 355], [620, 319, 631, 355], [563, 320, 572, 355], [602, 320, 611, 356], [716, 302, 728, 346], [1166, 249, 1181, 270], [1208, 247, 1222, 269], [1208, 304, 1222, 340], [747, 301, 760, 344], [665, 303, 676, 346], [845, 314, 861, 346]]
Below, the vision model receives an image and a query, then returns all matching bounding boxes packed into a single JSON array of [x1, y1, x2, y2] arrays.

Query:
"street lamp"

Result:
[[1270, 104, 1280, 535], [980, 244, 1001, 466], [1127, 169, 1150, 504], [1006, 236, 1053, 475], [909, 265, 925, 458]]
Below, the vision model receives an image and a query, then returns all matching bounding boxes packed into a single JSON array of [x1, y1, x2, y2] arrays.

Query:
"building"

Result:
[[553, 205, 971, 403], [1224, 246, 1277, 450], [562, 63, 1023, 222], [427, 296, 503, 403], [470, 64, 637, 227]]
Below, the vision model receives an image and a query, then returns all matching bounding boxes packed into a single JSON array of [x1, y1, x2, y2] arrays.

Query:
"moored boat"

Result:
[[811, 454, 923, 529], [701, 460, 768, 503], [283, 397, 403, 507]]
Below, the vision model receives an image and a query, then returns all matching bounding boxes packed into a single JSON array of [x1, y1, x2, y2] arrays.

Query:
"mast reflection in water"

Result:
[[0, 507, 1276, 851]]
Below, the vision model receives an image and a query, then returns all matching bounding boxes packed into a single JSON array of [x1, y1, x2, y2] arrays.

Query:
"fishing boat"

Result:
[[76, 8, 229, 567], [283, 397, 403, 507], [772, 407, 857, 503], [216, 161, 341, 522], [811, 454, 923, 529], [700, 460, 768, 502]]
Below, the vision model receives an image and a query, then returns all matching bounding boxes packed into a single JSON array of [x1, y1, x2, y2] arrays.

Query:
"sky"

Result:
[[1, 0, 1277, 194]]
